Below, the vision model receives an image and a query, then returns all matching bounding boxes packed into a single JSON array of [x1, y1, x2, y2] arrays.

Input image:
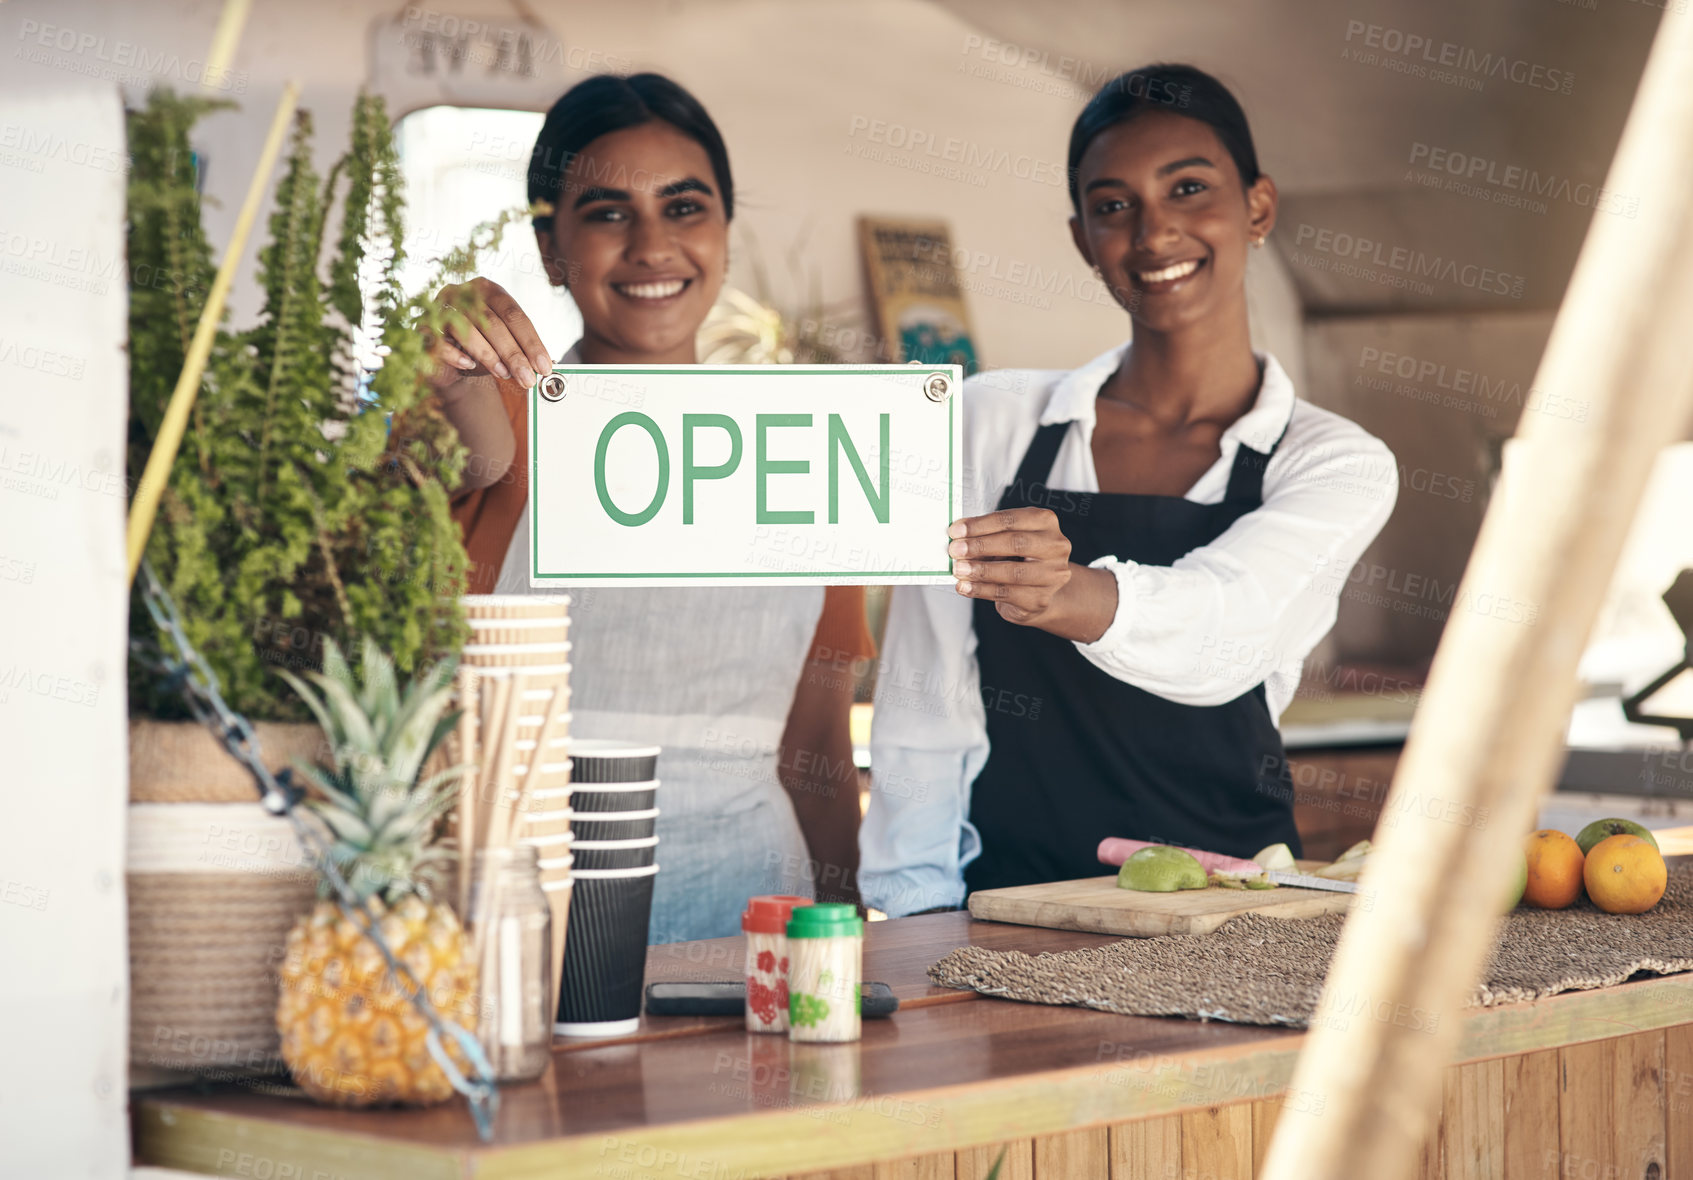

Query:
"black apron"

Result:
[[963, 419, 1301, 894]]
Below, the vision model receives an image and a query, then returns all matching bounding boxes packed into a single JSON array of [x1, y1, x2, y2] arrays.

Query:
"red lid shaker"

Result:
[[742, 894, 809, 1033], [742, 894, 809, 934]]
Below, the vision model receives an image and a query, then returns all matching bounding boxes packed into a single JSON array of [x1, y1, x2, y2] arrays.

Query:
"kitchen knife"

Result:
[[1264, 870, 1361, 894]]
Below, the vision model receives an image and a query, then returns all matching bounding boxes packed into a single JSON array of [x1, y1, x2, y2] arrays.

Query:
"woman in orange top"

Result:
[[427, 74, 870, 927]]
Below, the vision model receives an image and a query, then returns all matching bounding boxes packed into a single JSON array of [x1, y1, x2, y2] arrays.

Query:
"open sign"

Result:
[[527, 365, 962, 586]]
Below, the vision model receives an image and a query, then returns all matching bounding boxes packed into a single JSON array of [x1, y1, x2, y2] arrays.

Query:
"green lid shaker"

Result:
[[785, 904, 863, 1042]]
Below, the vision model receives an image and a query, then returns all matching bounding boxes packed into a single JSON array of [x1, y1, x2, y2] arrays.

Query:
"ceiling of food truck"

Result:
[[89, 0, 1661, 319], [931, 0, 1661, 312]]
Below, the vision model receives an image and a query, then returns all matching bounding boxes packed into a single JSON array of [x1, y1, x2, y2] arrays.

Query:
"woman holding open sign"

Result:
[[426, 74, 867, 942], [861, 65, 1398, 915]]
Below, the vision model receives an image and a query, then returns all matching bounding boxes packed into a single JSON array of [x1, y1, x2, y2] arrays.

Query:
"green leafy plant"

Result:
[[126, 89, 473, 720]]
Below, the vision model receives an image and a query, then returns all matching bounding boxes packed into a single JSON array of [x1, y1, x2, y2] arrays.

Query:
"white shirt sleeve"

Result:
[[859, 583, 987, 916], [1075, 416, 1398, 707]]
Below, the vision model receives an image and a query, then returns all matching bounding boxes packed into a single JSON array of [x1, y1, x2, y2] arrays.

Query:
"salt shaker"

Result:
[[741, 894, 808, 1033], [785, 903, 862, 1043]]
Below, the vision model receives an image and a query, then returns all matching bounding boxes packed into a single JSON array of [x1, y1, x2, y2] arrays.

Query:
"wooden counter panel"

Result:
[[136, 910, 1693, 1180]]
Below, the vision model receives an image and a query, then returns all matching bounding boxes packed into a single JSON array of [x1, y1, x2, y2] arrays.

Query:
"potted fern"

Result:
[[125, 89, 472, 1075]]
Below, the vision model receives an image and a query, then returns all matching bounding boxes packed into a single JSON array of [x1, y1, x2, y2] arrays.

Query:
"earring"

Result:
[[1252, 237, 1266, 249]]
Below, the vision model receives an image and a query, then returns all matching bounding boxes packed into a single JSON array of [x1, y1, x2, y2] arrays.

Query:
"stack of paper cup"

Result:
[[460, 595, 573, 1020], [556, 741, 662, 1038]]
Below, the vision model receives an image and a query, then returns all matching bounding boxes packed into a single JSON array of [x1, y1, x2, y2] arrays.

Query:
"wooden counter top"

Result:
[[133, 911, 1693, 1180]]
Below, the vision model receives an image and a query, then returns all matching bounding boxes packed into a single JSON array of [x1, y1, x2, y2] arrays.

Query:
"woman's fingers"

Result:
[[948, 508, 1058, 539], [471, 305, 537, 386], [432, 278, 552, 387], [949, 507, 1073, 621], [439, 307, 508, 379], [953, 567, 1072, 616], [422, 335, 479, 389], [483, 286, 552, 377], [947, 508, 1070, 562], [952, 557, 1064, 586]]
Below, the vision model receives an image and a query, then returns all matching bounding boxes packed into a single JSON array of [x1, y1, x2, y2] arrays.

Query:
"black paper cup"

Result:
[[570, 780, 658, 814], [570, 740, 661, 784], [571, 808, 659, 842], [556, 864, 659, 1036], [572, 836, 658, 871]]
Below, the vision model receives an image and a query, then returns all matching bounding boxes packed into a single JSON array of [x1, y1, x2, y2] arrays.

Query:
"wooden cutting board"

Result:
[[968, 861, 1356, 937]]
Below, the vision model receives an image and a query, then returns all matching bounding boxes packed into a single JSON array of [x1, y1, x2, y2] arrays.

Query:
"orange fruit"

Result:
[[1584, 834, 1667, 914], [1522, 830, 1585, 909]]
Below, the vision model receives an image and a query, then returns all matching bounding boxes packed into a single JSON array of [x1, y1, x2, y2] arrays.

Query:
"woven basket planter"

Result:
[[128, 718, 327, 803], [127, 719, 322, 1071]]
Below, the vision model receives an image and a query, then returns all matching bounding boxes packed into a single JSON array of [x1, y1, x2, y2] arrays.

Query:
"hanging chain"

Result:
[[132, 560, 500, 1140]]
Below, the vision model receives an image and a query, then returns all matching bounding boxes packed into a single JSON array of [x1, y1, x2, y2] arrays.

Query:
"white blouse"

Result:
[[859, 342, 1399, 917]]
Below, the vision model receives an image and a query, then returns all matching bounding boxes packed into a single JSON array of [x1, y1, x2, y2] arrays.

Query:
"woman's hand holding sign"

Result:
[[424, 277, 556, 491], [425, 277, 554, 391], [949, 508, 1118, 643]]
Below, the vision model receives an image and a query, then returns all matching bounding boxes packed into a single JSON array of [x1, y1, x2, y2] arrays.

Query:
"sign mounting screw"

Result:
[[539, 373, 567, 402], [924, 373, 951, 403]]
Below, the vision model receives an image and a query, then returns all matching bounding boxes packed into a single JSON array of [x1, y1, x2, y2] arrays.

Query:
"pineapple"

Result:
[[274, 639, 478, 1107]]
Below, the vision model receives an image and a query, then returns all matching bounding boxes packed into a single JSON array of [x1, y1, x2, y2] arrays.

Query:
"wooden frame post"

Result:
[[1262, 9, 1693, 1180]]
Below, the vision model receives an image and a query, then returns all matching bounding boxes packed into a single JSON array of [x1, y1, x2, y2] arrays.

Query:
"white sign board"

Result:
[[528, 365, 963, 586]]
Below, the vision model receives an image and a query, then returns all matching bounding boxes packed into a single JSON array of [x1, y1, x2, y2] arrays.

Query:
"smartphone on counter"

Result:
[[645, 980, 899, 1018]]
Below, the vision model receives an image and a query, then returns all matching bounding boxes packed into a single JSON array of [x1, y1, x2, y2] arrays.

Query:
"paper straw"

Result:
[[455, 665, 481, 917]]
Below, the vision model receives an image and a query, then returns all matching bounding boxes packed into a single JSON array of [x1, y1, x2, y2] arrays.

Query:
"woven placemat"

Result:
[[930, 863, 1693, 1027]]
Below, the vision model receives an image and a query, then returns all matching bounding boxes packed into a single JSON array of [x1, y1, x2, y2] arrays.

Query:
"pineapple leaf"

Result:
[[320, 638, 356, 705], [360, 635, 400, 725], [428, 707, 463, 764], [383, 656, 457, 758], [278, 634, 467, 904], [276, 667, 343, 751], [385, 681, 458, 786], [290, 760, 362, 815], [415, 762, 474, 797], [311, 672, 381, 768], [306, 796, 375, 847]]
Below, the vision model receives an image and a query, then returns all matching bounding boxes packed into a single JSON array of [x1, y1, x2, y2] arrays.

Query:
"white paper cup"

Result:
[[462, 594, 571, 620], [573, 835, 658, 871], [463, 641, 574, 668], [571, 808, 659, 842]]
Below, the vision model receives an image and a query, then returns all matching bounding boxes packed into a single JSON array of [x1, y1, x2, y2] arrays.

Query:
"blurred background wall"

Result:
[[17, 0, 1673, 687]]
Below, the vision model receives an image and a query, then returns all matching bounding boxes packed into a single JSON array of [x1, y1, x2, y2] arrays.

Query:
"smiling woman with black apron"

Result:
[[860, 64, 1399, 915]]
